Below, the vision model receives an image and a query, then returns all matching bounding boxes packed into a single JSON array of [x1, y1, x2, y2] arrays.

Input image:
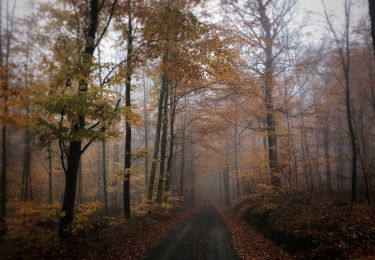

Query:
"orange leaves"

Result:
[[218, 206, 291, 260]]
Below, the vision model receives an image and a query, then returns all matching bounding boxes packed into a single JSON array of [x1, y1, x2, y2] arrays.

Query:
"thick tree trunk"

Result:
[[156, 84, 169, 203], [59, 0, 100, 235], [59, 141, 81, 236]]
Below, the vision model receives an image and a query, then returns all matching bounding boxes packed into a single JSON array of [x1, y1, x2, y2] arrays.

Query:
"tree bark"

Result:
[[369, 0, 375, 58], [156, 83, 169, 203], [59, 0, 101, 235], [233, 125, 241, 198], [143, 74, 149, 188], [48, 143, 53, 204], [323, 126, 332, 198], [21, 129, 32, 201], [179, 129, 186, 197], [223, 139, 230, 206], [124, 0, 133, 219], [164, 83, 177, 194], [102, 141, 108, 215], [260, 1, 281, 188], [147, 73, 168, 200], [59, 141, 81, 236]]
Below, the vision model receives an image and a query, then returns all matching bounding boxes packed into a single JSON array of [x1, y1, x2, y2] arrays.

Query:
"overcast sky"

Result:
[[13, 0, 369, 53]]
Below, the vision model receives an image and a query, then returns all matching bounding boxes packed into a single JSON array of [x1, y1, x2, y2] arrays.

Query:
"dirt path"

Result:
[[143, 204, 240, 260]]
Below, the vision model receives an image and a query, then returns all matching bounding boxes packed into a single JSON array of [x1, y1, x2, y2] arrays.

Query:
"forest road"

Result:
[[143, 204, 240, 260]]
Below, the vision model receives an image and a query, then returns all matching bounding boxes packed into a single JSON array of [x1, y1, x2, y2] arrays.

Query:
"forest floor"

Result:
[[0, 202, 196, 259], [217, 206, 291, 260]]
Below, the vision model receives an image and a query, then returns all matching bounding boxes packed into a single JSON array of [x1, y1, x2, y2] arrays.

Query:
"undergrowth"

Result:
[[236, 186, 375, 259]]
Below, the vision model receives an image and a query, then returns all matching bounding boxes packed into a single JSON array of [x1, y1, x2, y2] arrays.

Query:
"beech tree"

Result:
[[225, 0, 298, 188], [34, 0, 119, 236]]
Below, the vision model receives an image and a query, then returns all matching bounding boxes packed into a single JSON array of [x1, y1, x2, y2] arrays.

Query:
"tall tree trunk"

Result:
[[76, 161, 83, 204], [233, 125, 241, 198], [261, 5, 280, 188], [0, 0, 15, 235], [102, 141, 108, 215], [189, 147, 195, 207], [143, 74, 149, 187], [48, 143, 53, 204], [0, 125, 7, 234], [147, 72, 168, 200], [179, 129, 185, 197], [223, 139, 230, 206], [369, 0, 375, 59], [97, 143, 101, 201], [323, 126, 332, 198], [156, 84, 169, 203], [59, 0, 100, 236], [21, 129, 32, 201], [164, 83, 177, 194], [59, 141, 81, 236], [124, 0, 133, 219], [112, 142, 119, 207]]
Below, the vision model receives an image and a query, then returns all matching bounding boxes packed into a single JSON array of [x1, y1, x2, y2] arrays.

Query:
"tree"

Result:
[[0, 0, 16, 235], [35, 0, 119, 236], [323, 0, 358, 202], [369, 0, 375, 58], [226, 0, 298, 188]]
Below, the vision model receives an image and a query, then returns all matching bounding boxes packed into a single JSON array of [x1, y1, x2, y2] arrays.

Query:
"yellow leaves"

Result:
[[122, 106, 142, 127], [111, 167, 141, 180]]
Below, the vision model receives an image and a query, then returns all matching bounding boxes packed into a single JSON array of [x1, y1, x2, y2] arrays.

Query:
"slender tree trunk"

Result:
[[223, 139, 230, 206], [0, 125, 7, 234], [233, 125, 241, 198], [102, 141, 108, 215], [22, 129, 32, 201], [124, 1, 133, 219], [148, 72, 168, 200], [369, 0, 375, 59], [189, 147, 195, 207], [179, 129, 186, 197], [164, 83, 176, 194], [97, 143, 101, 201], [48, 143, 53, 204], [156, 84, 169, 203], [143, 74, 149, 187], [323, 126, 332, 198], [112, 142, 119, 207]]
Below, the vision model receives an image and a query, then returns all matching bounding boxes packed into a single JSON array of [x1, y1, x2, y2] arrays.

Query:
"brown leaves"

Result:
[[217, 206, 292, 260]]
